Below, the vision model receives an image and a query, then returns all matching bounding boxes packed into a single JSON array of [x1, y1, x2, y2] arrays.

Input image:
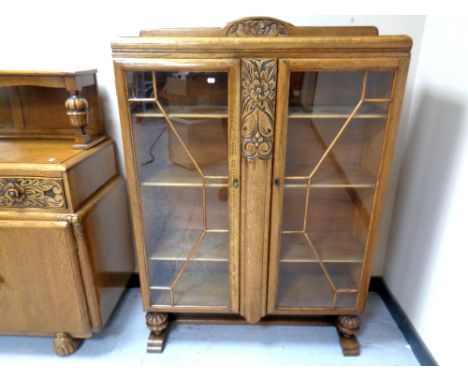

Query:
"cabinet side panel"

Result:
[[80, 177, 134, 327], [66, 141, 117, 211], [0, 220, 91, 336]]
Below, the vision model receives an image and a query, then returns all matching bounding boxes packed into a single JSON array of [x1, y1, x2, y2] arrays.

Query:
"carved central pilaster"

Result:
[[240, 59, 277, 160]]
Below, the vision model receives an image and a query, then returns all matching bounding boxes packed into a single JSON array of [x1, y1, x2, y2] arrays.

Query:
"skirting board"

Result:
[[126, 273, 437, 365], [369, 277, 437, 366]]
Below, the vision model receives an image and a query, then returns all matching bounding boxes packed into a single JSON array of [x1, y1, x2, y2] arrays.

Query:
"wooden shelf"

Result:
[[280, 232, 364, 263], [140, 162, 228, 187], [288, 104, 388, 119], [148, 231, 229, 262], [130, 103, 228, 119], [284, 163, 377, 188]]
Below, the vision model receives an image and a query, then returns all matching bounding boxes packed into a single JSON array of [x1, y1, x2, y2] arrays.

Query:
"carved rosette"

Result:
[[227, 18, 288, 37], [0, 178, 66, 208], [146, 312, 169, 335], [337, 315, 361, 338], [240, 59, 277, 160]]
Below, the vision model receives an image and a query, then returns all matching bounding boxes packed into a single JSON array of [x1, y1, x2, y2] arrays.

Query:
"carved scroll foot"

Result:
[[53, 332, 83, 356], [146, 312, 169, 353], [336, 315, 361, 356]]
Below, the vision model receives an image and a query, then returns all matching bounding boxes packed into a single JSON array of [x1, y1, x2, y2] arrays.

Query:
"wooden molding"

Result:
[[137, 17, 380, 39], [60, 213, 103, 331]]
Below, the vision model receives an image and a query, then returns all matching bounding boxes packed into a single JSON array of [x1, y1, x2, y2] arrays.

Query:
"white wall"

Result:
[[0, 3, 424, 276], [383, 16, 468, 365]]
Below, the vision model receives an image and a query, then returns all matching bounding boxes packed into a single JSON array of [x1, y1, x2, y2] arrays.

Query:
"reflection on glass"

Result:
[[277, 70, 394, 310], [127, 71, 228, 115], [127, 70, 231, 309]]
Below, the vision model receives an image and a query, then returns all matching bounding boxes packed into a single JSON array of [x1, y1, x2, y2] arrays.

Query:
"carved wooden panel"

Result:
[[0, 177, 66, 208], [227, 18, 288, 37], [240, 59, 278, 160]]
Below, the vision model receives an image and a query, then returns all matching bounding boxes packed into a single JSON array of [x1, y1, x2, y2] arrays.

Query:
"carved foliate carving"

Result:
[[240, 59, 277, 160], [0, 177, 66, 208], [227, 18, 288, 37]]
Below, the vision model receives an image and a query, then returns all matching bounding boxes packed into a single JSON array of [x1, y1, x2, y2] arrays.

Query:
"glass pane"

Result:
[[127, 70, 232, 310], [150, 261, 230, 307], [366, 71, 394, 99], [276, 70, 394, 310], [278, 263, 334, 308], [335, 292, 357, 308], [285, 118, 387, 186], [127, 71, 228, 115]]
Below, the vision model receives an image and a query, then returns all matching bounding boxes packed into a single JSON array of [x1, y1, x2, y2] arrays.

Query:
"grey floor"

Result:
[[0, 290, 419, 366]]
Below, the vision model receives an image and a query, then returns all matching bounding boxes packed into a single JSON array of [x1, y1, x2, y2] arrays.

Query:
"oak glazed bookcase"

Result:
[[112, 17, 411, 355]]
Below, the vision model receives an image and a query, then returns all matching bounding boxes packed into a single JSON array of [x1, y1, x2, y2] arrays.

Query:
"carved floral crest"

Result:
[[227, 18, 288, 37]]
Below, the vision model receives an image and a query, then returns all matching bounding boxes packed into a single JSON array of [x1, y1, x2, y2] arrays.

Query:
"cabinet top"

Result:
[[0, 70, 97, 91], [0, 69, 104, 141], [0, 138, 111, 172], [112, 17, 412, 57]]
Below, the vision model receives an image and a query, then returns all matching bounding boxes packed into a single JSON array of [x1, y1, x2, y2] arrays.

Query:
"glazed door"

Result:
[[268, 58, 402, 314], [116, 60, 240, 313]]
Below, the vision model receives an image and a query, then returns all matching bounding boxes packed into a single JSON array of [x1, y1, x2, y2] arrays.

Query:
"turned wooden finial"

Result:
[[65, 91, 91, 149]]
